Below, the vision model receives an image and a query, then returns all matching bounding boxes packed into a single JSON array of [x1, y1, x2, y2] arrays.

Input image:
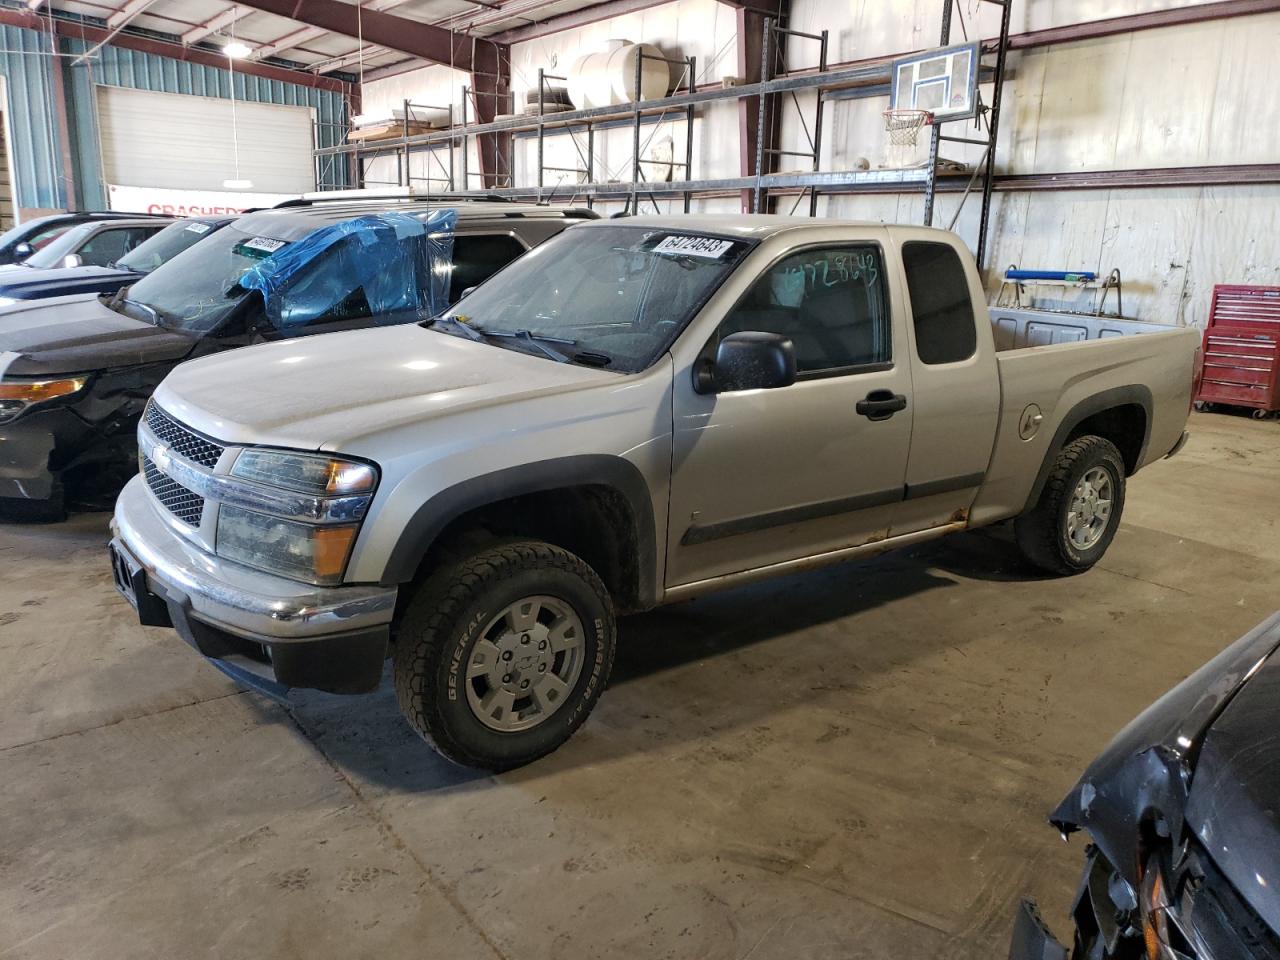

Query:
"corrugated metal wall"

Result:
[[0, 24, 66, 212], [0, 23, 350, 215]]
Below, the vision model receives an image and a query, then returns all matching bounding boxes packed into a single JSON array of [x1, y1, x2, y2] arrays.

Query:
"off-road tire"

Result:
[[1014, 436, 1126, 576], [393, 541, 616, 771]]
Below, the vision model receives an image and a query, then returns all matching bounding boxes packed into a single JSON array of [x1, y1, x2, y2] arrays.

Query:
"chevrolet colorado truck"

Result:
[[109, 215, 1200, 770]]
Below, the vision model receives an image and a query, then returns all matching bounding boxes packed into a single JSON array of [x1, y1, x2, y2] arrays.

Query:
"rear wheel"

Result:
[[1015, 436, 1126, 576], [393, 541, 616, 771]]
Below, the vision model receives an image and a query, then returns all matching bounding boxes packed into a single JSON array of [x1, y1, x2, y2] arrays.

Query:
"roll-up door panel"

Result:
[[97, 86, 315, 193]]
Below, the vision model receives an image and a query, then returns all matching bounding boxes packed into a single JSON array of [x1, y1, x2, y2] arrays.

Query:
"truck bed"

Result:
[[971, 307, 1200, 528], [990, 306, 1180, 351]]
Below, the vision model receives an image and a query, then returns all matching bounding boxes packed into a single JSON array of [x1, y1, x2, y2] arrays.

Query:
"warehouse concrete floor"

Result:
[[2, 411, 1278, 960]]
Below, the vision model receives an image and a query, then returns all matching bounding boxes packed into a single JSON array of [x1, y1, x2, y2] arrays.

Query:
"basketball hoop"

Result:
[[883, 108, 933, 148]]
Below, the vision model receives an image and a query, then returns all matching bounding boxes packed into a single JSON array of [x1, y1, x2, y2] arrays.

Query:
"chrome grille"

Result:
[[145, 403, 224, 468], [142, 455, 205, 526]]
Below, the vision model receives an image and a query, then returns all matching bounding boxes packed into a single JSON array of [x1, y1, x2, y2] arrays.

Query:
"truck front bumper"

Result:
[[110, 475, 396, 695]]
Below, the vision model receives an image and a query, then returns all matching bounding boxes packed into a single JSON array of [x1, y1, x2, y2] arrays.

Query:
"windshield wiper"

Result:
[[423, 314, 485, 342], [474, 329, 576, 363]]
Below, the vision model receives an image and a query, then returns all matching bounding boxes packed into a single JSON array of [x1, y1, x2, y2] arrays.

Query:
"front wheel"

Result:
[[1014, 436, 1126, 576], [393, 541, 616, 771]]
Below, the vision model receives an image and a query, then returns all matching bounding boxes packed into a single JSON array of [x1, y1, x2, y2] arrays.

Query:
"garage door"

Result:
[[97, 86, 316, 194]]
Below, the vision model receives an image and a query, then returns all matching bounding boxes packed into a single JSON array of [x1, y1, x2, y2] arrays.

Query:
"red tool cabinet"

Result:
[[1196, 285, 1280, 417]]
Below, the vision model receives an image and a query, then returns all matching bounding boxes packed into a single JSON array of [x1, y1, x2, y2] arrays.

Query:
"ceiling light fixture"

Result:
[[223, 40, 252, 58]]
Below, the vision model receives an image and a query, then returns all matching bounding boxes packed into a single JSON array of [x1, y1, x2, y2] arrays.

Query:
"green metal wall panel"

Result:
[[0, 24, 67, 211]]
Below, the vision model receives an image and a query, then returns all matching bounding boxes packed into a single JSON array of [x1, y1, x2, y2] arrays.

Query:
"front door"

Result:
[[666, 242, 914, 587]]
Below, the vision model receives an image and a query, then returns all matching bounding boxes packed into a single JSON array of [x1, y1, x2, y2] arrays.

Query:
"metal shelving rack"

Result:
[[312, 0, 1013, 262]]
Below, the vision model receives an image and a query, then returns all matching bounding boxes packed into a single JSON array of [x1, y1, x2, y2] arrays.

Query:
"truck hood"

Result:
[[0, 294, 198, 378], [0, 265, 139, 300], [153, 324, 620, 451], [1184, 641, 1280, 933]]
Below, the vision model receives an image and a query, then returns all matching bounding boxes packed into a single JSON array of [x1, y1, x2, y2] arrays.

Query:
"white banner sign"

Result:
[[107, 184, 298, 217]]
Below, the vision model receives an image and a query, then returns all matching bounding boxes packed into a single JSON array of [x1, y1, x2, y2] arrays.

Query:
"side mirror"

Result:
[[695, 331, 797, 394], [62, 254, 83, 269], [459, 285, 478, 300], [12, 242, 33, 260]]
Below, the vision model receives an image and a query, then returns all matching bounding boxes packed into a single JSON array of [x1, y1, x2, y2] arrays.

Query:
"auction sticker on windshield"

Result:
[[185, 223, 212, 234], [653, 235, 734, 260], [242, 236, 286, 254]]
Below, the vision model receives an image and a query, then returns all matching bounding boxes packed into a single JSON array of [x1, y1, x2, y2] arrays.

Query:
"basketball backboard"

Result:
[[889, 41, 980, 122]]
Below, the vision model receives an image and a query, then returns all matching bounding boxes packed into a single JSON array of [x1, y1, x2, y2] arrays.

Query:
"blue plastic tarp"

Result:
[[238, 208, 458, 329]]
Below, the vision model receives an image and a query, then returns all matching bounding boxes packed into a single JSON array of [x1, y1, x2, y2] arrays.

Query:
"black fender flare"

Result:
[[379, 454, 659, 606], [1021, 384, 1153, 515]]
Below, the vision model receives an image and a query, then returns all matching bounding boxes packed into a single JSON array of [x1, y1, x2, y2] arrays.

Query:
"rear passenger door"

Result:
[[667, 241, 915, 586], [888, 233, 1000, 536]]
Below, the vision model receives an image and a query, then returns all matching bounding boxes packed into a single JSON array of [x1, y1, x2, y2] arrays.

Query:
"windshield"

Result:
[[437, 225, 751, 372], [24, 223, 96, 269], [123, 224, 277, 334], [117, 219, 222, 274], [0, 216, 67, 253]]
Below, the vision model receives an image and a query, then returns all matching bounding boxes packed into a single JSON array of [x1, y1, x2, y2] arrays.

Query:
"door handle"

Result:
[[856, 390, 908, 421]]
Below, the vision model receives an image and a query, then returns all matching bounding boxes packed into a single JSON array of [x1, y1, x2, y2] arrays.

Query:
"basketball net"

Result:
[[881, 108, 933, 169]]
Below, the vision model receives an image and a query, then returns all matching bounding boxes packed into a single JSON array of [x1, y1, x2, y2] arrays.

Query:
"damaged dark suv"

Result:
[[1012, 611, 1280, 960], [0, 197, 594, 518]]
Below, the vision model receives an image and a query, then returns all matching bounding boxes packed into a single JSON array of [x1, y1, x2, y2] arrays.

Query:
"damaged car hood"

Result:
[[1050, 612, 1280, 892], [1184, 645, 1280, 932], [0, 294, 198, 378]]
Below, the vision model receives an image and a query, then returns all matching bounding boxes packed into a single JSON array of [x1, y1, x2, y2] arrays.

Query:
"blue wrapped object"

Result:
[[1005, 268, 1097, 282], [238, 208, 458, 329]]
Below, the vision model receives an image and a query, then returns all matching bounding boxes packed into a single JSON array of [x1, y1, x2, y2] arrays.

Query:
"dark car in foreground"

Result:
[[1012, 611, 1280, 960], [0, 197, 594, 518], [0, 217, 233, 306], [0, 211, 168, 266]]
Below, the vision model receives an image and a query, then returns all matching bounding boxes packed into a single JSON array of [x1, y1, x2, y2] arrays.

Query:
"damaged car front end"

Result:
[[1013, 612, 1280, 960]]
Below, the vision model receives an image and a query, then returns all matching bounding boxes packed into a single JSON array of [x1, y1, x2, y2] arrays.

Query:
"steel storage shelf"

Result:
[[313, 0, 1013, 264]]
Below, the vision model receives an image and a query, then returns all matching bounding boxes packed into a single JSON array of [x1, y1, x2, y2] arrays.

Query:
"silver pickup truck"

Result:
[[109, 216, 1200, 770]]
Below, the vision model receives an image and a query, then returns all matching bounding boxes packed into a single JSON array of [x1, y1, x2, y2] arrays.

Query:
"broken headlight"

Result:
[[214, 450, 378, 586], [0, 376, 89, 423]]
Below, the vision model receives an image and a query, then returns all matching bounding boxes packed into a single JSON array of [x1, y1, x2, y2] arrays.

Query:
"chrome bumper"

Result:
[[111, 475, 397, 643]]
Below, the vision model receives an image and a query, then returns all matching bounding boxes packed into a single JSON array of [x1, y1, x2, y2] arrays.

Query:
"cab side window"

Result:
[[447, 234, 526, 302], [77, 226, 157, 266], [716, 245, 890, 376], [901, 241, 977, 365]]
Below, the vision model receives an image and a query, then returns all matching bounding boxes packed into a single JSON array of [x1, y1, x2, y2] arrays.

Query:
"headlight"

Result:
[[0, 376, 89, 422], [217, 506, 360, 585], [215, 449, 378, 585]]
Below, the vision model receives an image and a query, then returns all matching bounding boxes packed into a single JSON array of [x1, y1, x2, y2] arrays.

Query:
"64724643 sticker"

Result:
[[652, 235, 734, 260]]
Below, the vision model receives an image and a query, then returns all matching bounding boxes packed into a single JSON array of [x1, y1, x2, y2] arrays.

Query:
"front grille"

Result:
[[145, 403, 224, 469], [1177, 843, 1280, 959], [142, 455, 205, 526]]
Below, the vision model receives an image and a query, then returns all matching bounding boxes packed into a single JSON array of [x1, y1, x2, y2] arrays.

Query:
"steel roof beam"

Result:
[[182, 5, 254, 45], [230, 0, 504, 71]]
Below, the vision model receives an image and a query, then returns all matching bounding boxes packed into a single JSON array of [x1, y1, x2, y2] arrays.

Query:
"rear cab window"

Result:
[[901, 240, 977, 365]]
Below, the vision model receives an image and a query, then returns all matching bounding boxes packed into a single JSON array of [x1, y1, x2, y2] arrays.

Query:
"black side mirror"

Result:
[[695, 331, 797, 394], [13, 242, 33, 260]]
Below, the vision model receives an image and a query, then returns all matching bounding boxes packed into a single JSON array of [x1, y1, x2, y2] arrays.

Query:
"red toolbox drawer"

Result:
[[1197, 286, 1280, 413]]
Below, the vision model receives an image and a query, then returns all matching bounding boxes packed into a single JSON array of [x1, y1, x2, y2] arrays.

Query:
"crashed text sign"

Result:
[[107, 184, 297, 217]]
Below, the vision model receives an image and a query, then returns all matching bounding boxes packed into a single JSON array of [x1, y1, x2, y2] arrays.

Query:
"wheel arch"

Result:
[[379, 455, 660, 612], [1021, 385, 1152, 514]]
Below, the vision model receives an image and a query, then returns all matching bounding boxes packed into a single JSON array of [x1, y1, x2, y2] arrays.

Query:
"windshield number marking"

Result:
[[242, 236, 285, 253], [653, 235, 733, 260], [185, 223, 212, 234]]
